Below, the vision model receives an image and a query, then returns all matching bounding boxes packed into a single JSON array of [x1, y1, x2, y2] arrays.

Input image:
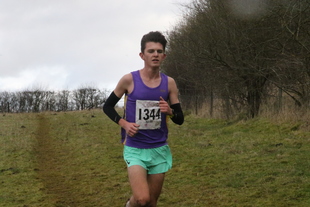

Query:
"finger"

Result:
[[133, 128, 138, 134], [132, 125, 139, 131], [159, 98, 167, 106], [130, 128, 137, 135]]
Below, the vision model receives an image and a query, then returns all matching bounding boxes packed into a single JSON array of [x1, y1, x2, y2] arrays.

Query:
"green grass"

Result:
[[0, 110, 310, 206]]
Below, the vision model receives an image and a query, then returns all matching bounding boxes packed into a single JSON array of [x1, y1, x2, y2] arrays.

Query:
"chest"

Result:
[[141, 77, 161, 88]]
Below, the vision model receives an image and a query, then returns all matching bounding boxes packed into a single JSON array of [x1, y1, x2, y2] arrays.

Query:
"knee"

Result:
[[134, 195, 151, 207]]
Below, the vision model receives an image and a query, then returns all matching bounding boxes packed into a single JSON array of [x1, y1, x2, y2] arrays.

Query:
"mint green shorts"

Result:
[[123, 145, 172, 174]]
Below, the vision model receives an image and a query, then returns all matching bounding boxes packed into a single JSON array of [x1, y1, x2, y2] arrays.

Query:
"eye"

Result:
[[146, 49, 164, 54]]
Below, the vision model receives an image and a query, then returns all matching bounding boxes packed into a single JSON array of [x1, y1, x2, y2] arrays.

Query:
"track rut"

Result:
[[35, 114, 78, 206]]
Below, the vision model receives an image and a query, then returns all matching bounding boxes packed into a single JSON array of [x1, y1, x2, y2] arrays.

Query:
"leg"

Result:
[[124, 145, 170, 207], [147, 173, 165, 207], [128, 165, 150, 207]]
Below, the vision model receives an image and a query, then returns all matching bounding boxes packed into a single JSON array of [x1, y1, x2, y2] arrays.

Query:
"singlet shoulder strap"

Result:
[[131, 70, 141, 82]]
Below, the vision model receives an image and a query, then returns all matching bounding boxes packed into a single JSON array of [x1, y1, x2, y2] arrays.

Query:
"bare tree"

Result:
[[56, 90, 70, 111], [163, 0, 310, 118]]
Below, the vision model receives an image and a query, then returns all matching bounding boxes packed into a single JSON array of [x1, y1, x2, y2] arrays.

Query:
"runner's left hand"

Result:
[[159, 97, 173, 115]]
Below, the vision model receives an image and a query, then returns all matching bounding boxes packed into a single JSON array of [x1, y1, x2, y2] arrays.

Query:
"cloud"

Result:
[[0, 0, 190, 91], [0, 65, 69, 91]]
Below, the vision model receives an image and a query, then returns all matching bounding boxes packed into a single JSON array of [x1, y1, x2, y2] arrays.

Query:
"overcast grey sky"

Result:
[[0, 0, 191, 92]]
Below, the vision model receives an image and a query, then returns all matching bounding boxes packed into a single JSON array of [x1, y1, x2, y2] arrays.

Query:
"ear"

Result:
[[139, 52, 144, 60], [163, 53, 167, 60]]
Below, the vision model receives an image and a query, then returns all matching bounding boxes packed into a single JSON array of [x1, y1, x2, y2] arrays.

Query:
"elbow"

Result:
[[171, 113, 184, 125], [176, 117, 184, 125], [102, 102, 107, 113]]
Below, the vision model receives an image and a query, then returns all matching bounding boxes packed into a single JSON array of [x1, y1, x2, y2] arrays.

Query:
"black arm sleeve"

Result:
[[103, 92, 122, 124], [170, 103, 184, 125]]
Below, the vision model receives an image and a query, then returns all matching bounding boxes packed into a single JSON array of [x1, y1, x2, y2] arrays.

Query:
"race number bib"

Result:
[[136, 100, 161, 130]]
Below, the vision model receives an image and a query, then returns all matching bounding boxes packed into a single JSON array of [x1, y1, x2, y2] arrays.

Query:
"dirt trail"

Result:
[[35, 114, 78, 206]]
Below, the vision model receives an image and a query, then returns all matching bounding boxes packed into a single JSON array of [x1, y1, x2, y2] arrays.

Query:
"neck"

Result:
[[140, 67, 160, 80]]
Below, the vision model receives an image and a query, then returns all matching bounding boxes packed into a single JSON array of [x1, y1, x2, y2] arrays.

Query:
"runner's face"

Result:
[[140, 42, 166, 68]]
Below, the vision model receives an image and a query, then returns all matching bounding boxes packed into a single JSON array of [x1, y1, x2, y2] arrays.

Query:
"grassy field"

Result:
[[0, 109, 310, 207]]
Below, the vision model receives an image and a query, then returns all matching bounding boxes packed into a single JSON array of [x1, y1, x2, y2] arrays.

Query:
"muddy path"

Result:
[[34, 114, 78, 206], [32, 112, 128, 206]]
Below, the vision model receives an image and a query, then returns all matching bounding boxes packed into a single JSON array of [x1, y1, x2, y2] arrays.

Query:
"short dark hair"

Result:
[[140, 31, 167, 53]]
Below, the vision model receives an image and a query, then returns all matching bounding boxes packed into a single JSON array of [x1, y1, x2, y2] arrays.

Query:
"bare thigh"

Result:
[[147, 173, 165, 204], [128, 165, 149, 201], [128, 165, 165, 206]]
